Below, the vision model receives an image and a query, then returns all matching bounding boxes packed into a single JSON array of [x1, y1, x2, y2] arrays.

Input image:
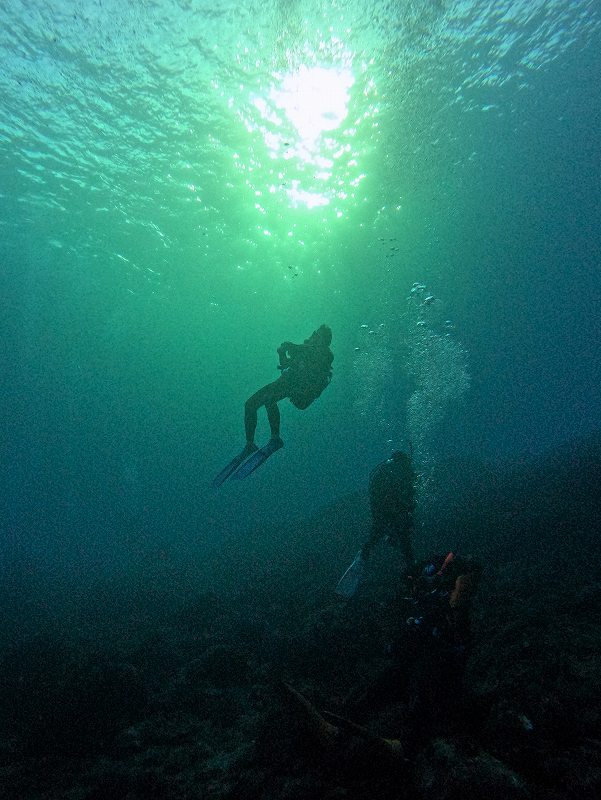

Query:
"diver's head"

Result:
[[311, 324, 332, 346]]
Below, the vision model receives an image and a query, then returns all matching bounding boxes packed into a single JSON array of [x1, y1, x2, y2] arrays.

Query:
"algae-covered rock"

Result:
[[182, 645, 250, 688], [415, 738, 529, 800]]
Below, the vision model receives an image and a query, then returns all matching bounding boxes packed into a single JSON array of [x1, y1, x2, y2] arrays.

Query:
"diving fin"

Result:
[[280, 683, 405, 761], [231, 436, 283, 480], [335, 550, 365, 599], [211, 444, 258, 488], [280, 682, 339, 748], [321, 709, 406, 759]]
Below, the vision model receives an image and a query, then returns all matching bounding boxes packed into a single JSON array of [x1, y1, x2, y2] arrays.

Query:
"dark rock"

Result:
[[415, 738, 529, 800], [182, 645, 250, 688]]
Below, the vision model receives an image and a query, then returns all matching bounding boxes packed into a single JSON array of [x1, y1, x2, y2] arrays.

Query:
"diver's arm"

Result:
[[277, 341, 296, 369], [280, 341, 305, 355], [277, 340, 305, 368], [277, 347, 291, 369]]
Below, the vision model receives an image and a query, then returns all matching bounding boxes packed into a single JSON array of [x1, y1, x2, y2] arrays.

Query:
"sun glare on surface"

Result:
[[235, 52, 377, 212], [270, 65, 354, 150]]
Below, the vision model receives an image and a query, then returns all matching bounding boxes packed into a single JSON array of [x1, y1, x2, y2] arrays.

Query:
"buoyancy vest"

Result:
[[403, 553, 482, 651], [287, 345, 333, 409], [369, 455, 416, 516]]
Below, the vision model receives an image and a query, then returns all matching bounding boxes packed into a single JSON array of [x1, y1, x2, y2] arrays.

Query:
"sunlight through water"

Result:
[[270, 65, 354, 150], [237, 43, 377, 214]]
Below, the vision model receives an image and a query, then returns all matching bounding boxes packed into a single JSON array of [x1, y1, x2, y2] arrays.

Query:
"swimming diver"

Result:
[[336, 450, 416, 597], [212, 324, 333, 486]]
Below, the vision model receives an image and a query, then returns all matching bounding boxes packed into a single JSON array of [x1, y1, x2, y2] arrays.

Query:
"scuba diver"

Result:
[[212, 325, 333, 486], [336, 450, 416, 598], [283, 552, 482, 763], [283, 550, 482, 761], [350, 552, 482, 735]]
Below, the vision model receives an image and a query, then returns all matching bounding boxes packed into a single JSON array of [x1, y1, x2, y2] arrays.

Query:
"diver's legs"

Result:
[[244, 377, 289, 444], [362, 515, 414, 571], [266, 402, 281, 438], [360, 522, 383, 561], [394, 514, 415, 572], [244, 396, 260, 444]]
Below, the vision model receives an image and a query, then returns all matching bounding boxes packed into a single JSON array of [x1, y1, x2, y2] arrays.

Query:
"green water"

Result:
[[1, 1, 600, 564]]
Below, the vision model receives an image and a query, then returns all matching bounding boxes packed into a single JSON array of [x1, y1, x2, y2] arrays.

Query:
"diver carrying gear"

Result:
[[212, 325, 333, 487], [336, 450, 415, 597], [276, 327, 333, 409], [347, 551, 482, 748], [400, 552, 482, 658]]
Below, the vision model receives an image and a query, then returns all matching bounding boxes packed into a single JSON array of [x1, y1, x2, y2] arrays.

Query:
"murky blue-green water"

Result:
[[1, 1, 600, 574]]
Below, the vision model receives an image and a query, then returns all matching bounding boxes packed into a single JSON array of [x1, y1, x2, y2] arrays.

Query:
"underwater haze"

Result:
[[1, 0, 600, 584]]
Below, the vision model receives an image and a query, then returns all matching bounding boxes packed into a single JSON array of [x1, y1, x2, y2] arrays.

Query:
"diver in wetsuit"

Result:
[[284, 550, 482, 763], [243, 324, 333, 452], [361, 451, 416, 569], [336, 450, 416, 597], [212, 325, 333, 487], [350, 552, 482, 745]]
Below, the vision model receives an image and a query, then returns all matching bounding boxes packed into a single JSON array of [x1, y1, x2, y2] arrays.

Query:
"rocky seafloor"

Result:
[[2, 435, 601, 799]]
